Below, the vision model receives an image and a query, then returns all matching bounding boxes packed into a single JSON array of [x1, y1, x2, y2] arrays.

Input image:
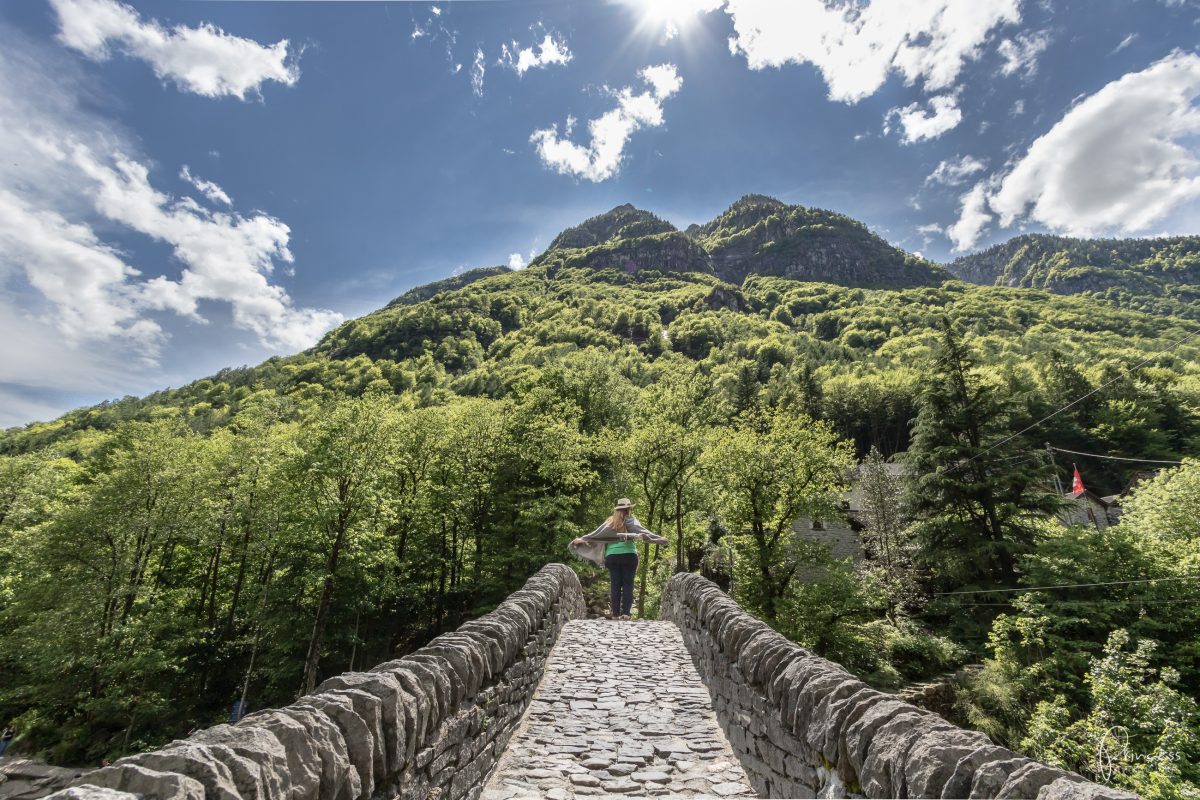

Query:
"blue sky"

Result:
[[1, 0, 1199, 427]]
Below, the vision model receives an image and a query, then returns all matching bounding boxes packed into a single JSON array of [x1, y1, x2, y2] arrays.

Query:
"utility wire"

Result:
[[1046, 445, 1185, 466], [932, 575, 1200, 596], [954, 597, 1200, 608]]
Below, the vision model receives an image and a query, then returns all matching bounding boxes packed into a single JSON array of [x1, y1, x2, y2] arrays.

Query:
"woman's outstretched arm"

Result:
[[572, 521, 616, 546], [626, 517, 669, 545]]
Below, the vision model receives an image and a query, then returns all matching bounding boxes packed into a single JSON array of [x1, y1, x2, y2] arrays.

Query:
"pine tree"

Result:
[[907, 320, 1061, 590]]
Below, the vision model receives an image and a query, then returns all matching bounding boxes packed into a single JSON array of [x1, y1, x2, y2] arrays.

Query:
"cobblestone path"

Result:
[[482, 620, 756, 799]]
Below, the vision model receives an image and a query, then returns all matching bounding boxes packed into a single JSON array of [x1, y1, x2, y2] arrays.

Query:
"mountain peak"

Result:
[[728, 193, 786, 211], [691, 196, 947, 288], [529, 194, 946, 288], [547, 204, 676, 251]]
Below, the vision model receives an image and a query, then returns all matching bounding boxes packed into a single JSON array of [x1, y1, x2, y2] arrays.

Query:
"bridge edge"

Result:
[[660, 571, 1141, 800]]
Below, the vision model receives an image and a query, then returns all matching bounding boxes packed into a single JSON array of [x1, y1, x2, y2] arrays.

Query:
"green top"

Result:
[[605, 538, 638, 556]]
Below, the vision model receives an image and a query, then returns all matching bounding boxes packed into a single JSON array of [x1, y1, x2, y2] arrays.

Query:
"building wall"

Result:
[[1060, 495, 1111, 531]]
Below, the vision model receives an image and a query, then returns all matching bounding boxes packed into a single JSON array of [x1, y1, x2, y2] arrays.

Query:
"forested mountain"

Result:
[[525, 195, 947, 287], [1, 197, 1198, 795], [949, 233, 1200, 320], [690, 194, 948, 287]]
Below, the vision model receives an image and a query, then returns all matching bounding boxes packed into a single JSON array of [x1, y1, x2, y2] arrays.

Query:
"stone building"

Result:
[[1059, 489, 1117, 531], [791, 462, 911, 574]]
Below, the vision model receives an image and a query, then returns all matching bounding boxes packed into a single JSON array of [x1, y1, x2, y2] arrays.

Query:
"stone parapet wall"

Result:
[[659, 572, 1139, 800], [52, 564, 586, 800]]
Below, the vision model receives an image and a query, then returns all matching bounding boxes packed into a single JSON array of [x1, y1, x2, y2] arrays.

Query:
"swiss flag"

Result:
[[1071, 465, 1086, 497]]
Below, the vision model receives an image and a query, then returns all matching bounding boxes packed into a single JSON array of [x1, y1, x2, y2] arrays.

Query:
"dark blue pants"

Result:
[[605, 552, 638, 617]]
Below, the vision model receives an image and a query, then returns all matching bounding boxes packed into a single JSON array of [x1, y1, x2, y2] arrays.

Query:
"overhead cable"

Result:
[[932, 575, 1200, 597]]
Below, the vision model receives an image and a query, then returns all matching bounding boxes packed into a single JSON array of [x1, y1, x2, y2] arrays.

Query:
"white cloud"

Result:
[[885, 94, 963, 143], [946, 181, 994, 251], [926, 154, 987, 185], [0, 298, 164, 427], [508, 252, 527, 270], [997, 29, 1050, 78], [722, 0, 1020, 102], [1011, 98, 1026, 116], [0, 32, 340, 362], [531, 64, 682, 182], [499, 33, 573, 76], [0, 388, 74, 431], [1111, 33, 1138, 55], [76, 150, 342, 349], [51, 0, 299, 99], [409, 7, 459, 71], [471, 47, 486, 96], [180, 165, 232, 206], [0, 189, 158, 349], [948, 50, 1200, 250]]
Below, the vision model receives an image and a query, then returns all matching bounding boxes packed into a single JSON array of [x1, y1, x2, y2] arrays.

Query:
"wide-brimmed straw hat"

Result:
[[614, 498, 634, 510]]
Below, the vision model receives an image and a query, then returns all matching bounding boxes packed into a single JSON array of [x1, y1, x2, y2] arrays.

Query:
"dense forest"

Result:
[[950, 232, 1200, 321], [1, 196, 1198, 797]]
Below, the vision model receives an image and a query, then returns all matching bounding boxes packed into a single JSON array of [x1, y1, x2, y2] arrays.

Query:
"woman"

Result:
[[570, 498, 667, 620]]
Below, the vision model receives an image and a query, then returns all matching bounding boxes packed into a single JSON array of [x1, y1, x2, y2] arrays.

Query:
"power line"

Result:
[[960, 327, 1200, 467], [955, 597, 1200, 608], [1046, 445, 1184, 466], [932, 575, 1200, 597]]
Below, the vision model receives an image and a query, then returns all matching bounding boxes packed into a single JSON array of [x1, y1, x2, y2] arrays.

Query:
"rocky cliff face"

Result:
[[693, 195, 947, 289], [546, 203, 677, 250], [532, 205, 713, 276], [392, 203, 1200, 317], [526, 196, 947, 289]]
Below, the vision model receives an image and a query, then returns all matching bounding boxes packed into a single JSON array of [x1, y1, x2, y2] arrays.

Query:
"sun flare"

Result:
[[620, 0, 723, 40]]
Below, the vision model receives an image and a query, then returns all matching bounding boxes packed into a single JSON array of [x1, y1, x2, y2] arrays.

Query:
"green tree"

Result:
[[702, 407, 852, 621], [293, 394, 399, 696], [1024, 630, 1200, 799], [907, 321, 1060, 589], [856, 447, 921, 623]]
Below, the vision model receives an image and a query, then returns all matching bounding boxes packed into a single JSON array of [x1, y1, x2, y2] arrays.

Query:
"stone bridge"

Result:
[[49, 566, 1137, 800]]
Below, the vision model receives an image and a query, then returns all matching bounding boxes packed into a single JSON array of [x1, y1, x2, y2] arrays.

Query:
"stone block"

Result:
[[116, 743, 244, 800], [399, 655, 458, 717], [43, 789, 138, 800], [273, 706, 361, 800], [320, 674, 409, 780], [66, 764, 205, 800], [237, 710, 324, 800], [296, 690, 381, 796], [860, 712, 955, 798], [902, 726, 995, 798]]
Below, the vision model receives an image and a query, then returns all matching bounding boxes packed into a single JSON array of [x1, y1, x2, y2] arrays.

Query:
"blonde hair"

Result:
[[606, 508, 629, 533]]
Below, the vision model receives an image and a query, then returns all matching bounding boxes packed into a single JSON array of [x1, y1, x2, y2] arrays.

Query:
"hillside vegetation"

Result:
[[1, 197, 1198, 795], [950, 233, 1200, 320]]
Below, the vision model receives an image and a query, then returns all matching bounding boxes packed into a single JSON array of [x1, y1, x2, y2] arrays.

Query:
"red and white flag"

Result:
[[1071, 465, 1086, 497]]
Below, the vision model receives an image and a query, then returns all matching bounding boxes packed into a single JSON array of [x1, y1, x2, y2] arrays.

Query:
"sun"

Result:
[[619, 0, 724, 41]]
